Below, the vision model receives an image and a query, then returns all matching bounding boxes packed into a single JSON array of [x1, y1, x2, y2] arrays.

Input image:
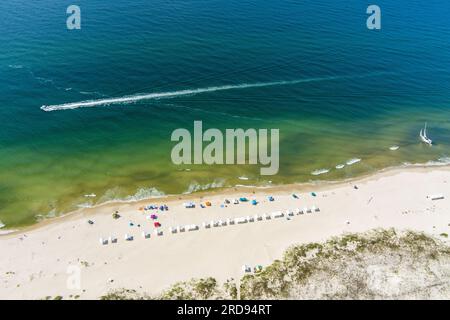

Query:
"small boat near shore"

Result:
[[419, 123, 432, 145]]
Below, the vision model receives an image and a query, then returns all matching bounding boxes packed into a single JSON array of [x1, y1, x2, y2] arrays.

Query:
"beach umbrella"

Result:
[[205, 201, 212, 206], [251, 200, 258, 205], [239, 197, 248, 202], [154, 222, 161, 228]]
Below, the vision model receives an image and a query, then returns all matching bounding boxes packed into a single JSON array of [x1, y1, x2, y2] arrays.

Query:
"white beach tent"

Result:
[[242, 265, 252, 273], [187, 224, 199, 231], [428, 194, 444, 200], [142, 231, 151, 239], [271, 211, 284, 218], [124, 234, 133, 241], [286, 209, 294, 216], [169, 226, 177, 234], [235, 217, 248, 224], [99, 237, 108, 245], [108, 236, 117, 244], [183, 202, 195, 208]]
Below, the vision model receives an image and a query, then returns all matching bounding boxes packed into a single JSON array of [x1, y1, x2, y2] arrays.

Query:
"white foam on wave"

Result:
[[41, 73, 388, 112], [346, 158, 361, 166], [311, 169, 330, 176], [184, 179, 225, 194], [77, 203, 93, 209], [97, 187, 166, 204], [424, 157, 450, 167]]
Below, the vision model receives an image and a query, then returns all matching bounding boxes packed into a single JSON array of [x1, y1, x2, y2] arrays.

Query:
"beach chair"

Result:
[[124, 234, 133, 241], [108, 236, 117, 244], [271, 211, 284, 219], [187, 224, 199, 231], [99, 238, 108, 245], [154, 229, 163, 236], [142, 231, 151, 239], [242, 265, 252, 273], [286, 209, 294, 216], [235, 217, 248, 224], [183, 202, 195, 209], [428, 194, 444, 200]]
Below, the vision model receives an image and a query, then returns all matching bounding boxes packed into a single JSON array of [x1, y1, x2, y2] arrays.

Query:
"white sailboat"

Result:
[[419, 122, 432, 145]]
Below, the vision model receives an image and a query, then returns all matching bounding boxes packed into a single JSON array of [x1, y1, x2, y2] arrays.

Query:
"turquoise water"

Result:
[[1, 0, 450, 226]]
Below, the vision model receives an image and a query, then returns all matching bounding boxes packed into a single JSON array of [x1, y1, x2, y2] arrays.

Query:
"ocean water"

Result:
[[1, 0, 450, 227]]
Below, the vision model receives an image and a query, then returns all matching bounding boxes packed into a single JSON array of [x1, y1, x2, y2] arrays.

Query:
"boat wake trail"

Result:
[[41, 73, 387, 112]]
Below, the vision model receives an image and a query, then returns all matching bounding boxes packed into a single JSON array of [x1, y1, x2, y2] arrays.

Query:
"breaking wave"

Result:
[[183, 179, 226, 194]]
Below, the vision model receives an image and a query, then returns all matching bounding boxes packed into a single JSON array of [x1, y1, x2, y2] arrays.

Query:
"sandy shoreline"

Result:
[[1, 165, 449, 299], [2, 163, 446, 236]]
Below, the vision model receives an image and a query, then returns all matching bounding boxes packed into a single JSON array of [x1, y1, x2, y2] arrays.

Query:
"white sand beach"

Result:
[[1, 166, 449, 299]]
